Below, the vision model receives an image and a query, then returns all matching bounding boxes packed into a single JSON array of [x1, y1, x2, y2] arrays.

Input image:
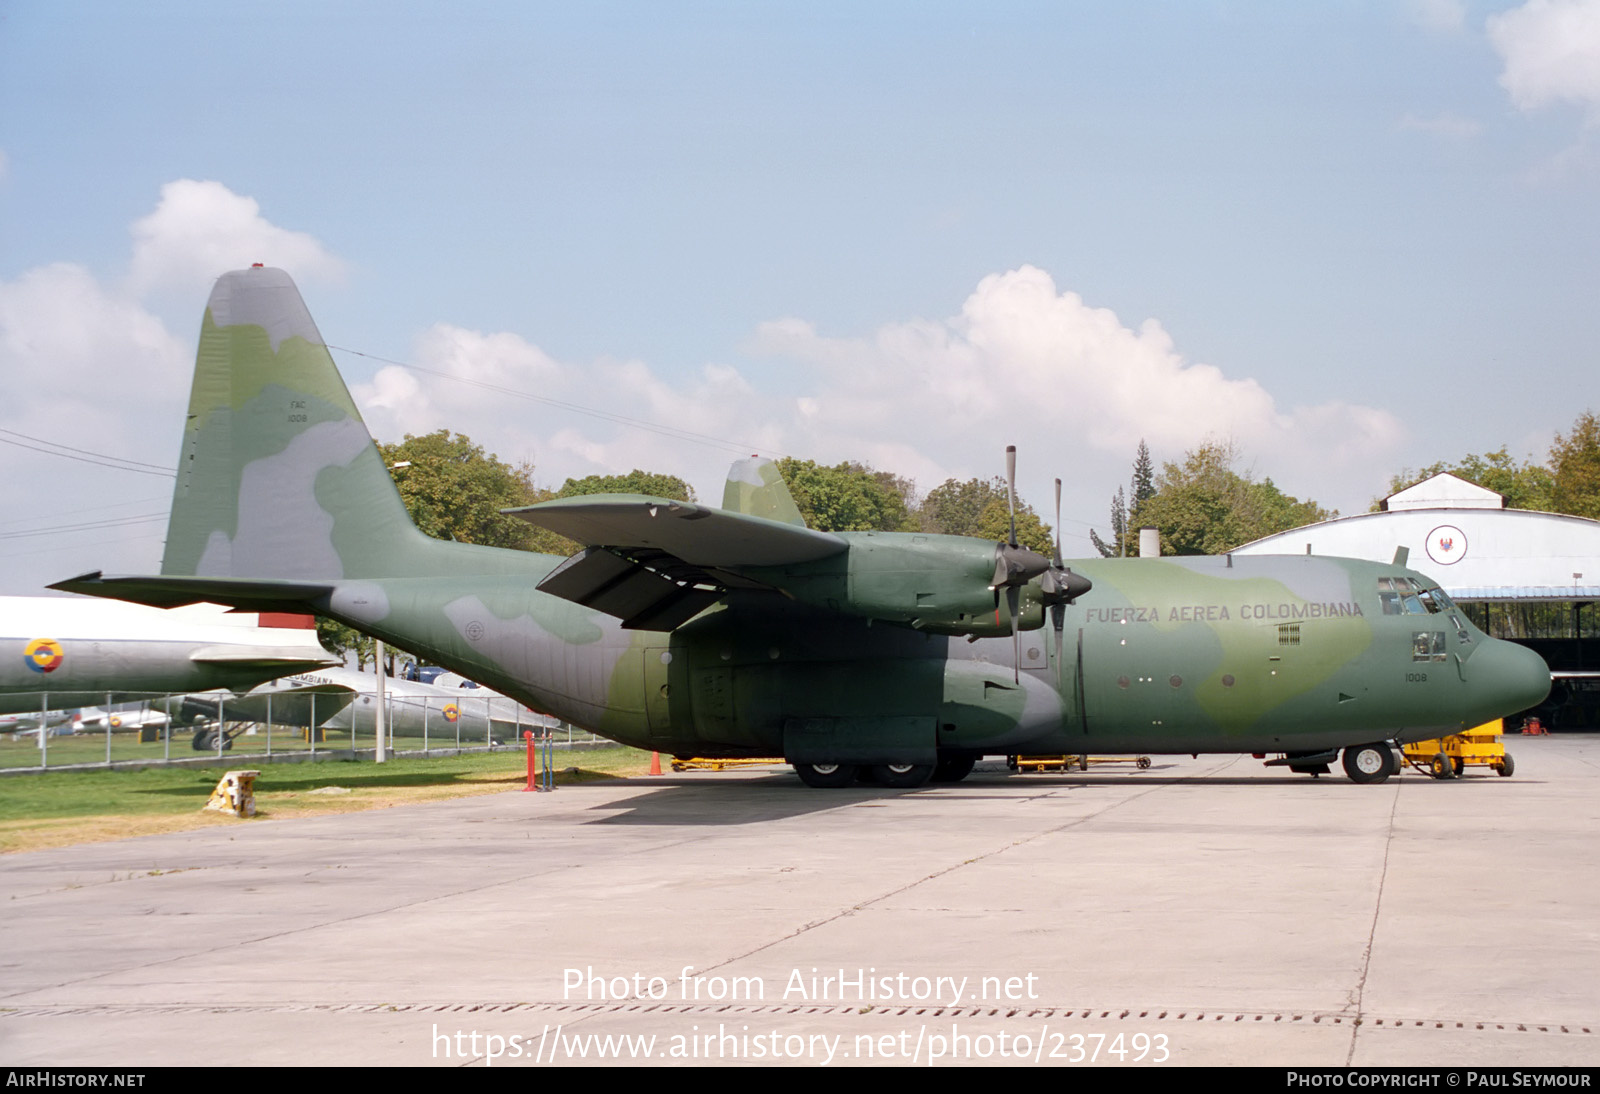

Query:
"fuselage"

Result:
[[313, 552, 1550, 764]]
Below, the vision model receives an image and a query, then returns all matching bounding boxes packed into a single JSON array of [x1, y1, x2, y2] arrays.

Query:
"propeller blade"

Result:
[[1005, 445, 1018, 548], [1006, 584, 1021, 683], [1053, 477, 1063, 570]]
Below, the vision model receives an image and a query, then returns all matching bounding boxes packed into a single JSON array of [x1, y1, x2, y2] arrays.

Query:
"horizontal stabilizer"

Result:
[[188, 645, 339, 672], [49, 571, 335, 613], [505, 494, 846, 567]]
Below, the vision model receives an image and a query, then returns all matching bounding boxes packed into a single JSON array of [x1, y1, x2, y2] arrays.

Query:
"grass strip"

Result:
[[0, 746, 655, 854]]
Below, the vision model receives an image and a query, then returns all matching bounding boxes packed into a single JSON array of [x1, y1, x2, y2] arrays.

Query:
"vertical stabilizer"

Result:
[[722, 457, 808, 527], [162, 267, 428, 580]]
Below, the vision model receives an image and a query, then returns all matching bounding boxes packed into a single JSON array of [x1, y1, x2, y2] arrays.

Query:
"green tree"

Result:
[[1093, 441, 1153, 556], [776, 458, 916, 532], [1382, 448, 1555, 512], [381, 431, 546, 551], [918, 476, 1053, 551], [921, 477, 1008, 537], [1138, 442, 1333, 555], [1550, 412, 1600, 519], [971, 497, 1054, 554], [1090, 485, 1127, 558], [315, 618, 374, 669], [558, 470, 695, 502], [1130, 439, 1155, 515]]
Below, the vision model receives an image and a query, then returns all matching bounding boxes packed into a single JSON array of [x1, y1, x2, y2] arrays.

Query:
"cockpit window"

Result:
[[1378, 577, 1403, 615], [1380, 577, 1428, 614]]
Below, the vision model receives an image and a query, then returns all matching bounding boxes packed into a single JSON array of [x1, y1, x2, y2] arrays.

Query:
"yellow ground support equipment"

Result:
[[1009, 754, 1152, 772], [669, 757, 785, 772], [203, 770, 260, 817], [1401, 720, 1515, 779]]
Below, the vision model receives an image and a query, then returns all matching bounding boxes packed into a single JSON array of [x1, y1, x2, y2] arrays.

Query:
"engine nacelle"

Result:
[[744, 531, 1046, 637]]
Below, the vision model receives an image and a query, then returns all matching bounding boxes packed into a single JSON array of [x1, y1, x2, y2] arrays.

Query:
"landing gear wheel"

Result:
[[190, 729, 231, 752], [869, 763, 935, 789], [1343, 743, 1396, 784], [1431, 752, 1455, 780], [1497, 753, 1515, 777], [793, 762, 858, 789], [931, 755, 976, 783]]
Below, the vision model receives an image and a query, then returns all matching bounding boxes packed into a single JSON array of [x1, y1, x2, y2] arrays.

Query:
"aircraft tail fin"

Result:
[[721, 457, 808, 527], [160, 266, 504, 582]]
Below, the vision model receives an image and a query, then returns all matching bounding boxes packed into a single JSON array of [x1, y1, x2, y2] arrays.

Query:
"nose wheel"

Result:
[[1342, 743, 1397, 784]]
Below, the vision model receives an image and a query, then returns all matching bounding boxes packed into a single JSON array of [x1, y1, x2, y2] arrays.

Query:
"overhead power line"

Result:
[[0, 429, 176, 477]]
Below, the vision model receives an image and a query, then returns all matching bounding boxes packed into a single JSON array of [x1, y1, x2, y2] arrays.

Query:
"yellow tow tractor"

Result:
[[1401, 720, 1515, 779], [1009, 754, 1152, 772], [669, 757, 785, 772]]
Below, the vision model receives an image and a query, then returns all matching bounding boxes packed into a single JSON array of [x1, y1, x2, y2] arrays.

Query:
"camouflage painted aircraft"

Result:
[[53, 267, 1551, 787]]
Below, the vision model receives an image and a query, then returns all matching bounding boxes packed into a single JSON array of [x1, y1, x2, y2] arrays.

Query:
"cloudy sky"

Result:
[[3, 1, 1598, 593]]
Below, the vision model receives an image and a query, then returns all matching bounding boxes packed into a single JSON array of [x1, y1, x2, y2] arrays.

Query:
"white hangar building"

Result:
[[1232, 472, 1600, 727]]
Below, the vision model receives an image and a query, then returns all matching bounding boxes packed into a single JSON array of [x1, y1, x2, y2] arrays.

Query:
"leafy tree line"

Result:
[[772, 458, 1054, 553], [1081, 408, 1600, 563], [1380, 410, 1600, 519], [319, 430, 696, 664], [1091, 439, 1333, 557]]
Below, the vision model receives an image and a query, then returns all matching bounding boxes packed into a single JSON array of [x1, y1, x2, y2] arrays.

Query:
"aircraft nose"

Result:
[[1468, 638, 1551, 721]]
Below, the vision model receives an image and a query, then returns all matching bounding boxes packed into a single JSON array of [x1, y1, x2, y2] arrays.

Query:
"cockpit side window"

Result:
[[1379, 577, 1402, 615], [1412, 631, 1447, 662]]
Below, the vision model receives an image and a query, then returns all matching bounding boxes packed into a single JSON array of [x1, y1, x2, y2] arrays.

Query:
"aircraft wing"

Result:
[[505, 494, 845, 566], [506, 494, 847, 630]]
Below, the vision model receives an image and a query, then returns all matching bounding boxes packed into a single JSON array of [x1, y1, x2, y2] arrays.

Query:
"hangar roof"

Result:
[[1383, 472, 1504, 512], [1233, 506, 1600, 602]]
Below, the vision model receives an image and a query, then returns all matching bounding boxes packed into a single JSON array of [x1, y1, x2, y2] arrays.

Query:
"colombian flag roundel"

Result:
[[24, 638, 63, 674], [443, 703, 460, 723]]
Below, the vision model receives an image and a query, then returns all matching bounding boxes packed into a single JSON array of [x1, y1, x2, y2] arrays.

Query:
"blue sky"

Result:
[[3, 1, 1598, 592]]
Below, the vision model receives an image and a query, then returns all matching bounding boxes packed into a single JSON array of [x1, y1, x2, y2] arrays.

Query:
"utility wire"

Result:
[[0, 429, 176, 477]]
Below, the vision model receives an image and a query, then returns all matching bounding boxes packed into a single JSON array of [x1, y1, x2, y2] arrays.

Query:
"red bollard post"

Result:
[[523, 730, 536, 791]]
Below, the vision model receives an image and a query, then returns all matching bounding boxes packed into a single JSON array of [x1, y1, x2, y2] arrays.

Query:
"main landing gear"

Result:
[[793, 756, 974, 789]]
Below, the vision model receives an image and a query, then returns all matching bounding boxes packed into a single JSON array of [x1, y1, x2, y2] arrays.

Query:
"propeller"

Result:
[[989, 450, 1093, 679], [991, 446, 1053, 681]]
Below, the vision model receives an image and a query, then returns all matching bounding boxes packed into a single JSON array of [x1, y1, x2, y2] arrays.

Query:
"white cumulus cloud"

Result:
[[347, 265, 1403, 536], [0, 181, 343, 593], [1488, 0, 1600, 114], [126, 179, 344, 305]]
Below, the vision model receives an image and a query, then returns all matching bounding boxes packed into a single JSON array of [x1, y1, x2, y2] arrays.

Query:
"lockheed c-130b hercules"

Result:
[[53, 267, 1551, 787]]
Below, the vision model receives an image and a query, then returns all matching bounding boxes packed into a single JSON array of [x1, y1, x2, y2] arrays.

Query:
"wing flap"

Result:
[[538, 548, 722, 631]]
